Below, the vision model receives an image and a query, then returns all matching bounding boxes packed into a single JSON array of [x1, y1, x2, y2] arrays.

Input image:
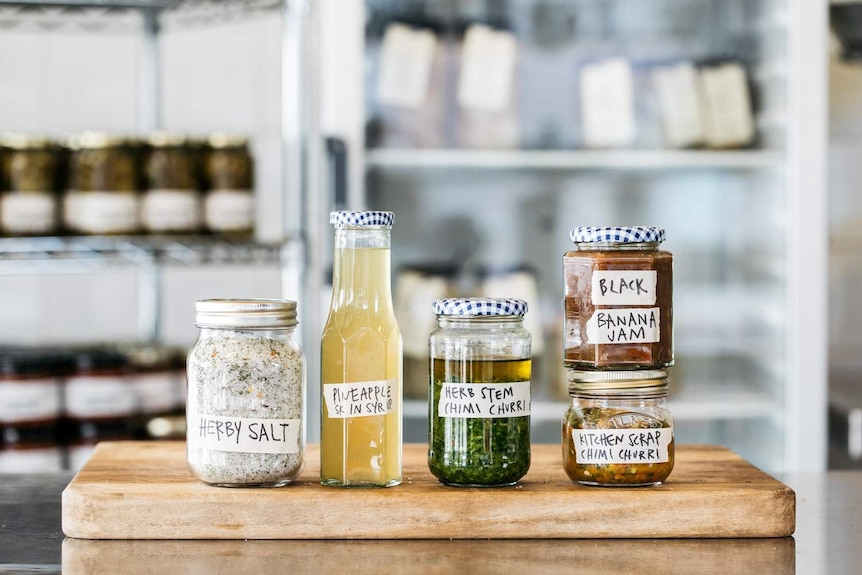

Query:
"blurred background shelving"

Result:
[[0, 0, 833, 474], [313, 0, 827, 473]]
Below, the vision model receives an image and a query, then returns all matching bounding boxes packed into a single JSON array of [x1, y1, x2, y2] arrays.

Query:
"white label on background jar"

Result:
[[458, 25, 517, 112], [131, 373, 177, 414], [0, 379, 62, 422], [204, 189, 254, 232], [0, 447, 64, 473], [187, 414, 301, 454], [586, 308, 660, 344], [591, 270, 657, 306], [572, 427, 673, 464], [438, 381, 531, 419], [580, 58, 635, 148], [141, 189, 201, 232], [323, 379, 395, 418], [65, 376, 137, 418], [376, 23, 437, 109], [0, 192, 55, 234], [64, 190, 138, 234]]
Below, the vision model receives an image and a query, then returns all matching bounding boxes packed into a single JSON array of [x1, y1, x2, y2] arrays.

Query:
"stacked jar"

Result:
[[561, 226, 675, 487]]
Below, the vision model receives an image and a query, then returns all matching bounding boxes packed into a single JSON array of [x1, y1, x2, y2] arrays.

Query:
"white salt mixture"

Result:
[[186, 329, 304, 486]]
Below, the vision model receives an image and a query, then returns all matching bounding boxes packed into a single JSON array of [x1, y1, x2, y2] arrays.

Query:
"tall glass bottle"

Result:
[[320, 210, 402, 487]]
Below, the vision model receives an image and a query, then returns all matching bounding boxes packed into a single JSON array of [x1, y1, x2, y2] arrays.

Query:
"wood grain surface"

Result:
[[62, 538, 795, 575], [62, 442, 795, 540]]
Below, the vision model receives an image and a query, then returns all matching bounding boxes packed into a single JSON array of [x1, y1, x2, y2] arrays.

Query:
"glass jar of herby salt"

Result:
[[187, 299, 305, 487]]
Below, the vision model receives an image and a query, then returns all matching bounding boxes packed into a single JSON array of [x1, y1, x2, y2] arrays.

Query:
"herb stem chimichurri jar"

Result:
[[428, 298, 531, 487]]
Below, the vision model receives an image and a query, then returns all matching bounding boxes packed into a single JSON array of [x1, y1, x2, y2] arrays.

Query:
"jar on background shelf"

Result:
[[563, 226, 673, 370], [126, 345, 182, 439], [562, 370, 674, 487], [394, 262, 457, 400], [428, 297, 531, 487], [203, 133, 254, 237], [64, 132, 140, 235], [0, 133, 61, 237], [0, 351, 70, 473], [187, 299, 305, 487], [141, 132, 202, 234], [64, 348, 137, 471]]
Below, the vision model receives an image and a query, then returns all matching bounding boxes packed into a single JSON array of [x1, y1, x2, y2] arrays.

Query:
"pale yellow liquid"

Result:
[[320, 246, 402, 487]]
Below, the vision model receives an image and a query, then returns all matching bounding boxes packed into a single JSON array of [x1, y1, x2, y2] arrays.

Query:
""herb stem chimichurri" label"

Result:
[[437, 381, 530, 418]]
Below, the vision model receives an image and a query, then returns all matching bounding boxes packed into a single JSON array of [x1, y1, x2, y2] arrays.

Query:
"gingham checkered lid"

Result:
[[570, 226, 665, 244], [330, 210, 394, 227], [432, 297, 528, 317]]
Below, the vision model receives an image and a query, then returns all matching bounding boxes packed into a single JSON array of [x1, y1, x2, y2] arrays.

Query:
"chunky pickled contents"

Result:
[[562, 406, 674, 486], [429, 358, 530, 487], [563, 248, 673, 369]]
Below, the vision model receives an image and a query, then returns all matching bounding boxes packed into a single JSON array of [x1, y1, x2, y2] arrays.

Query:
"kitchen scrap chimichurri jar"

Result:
[[428, 297, 531, 487], [562, 370, 674, 487]]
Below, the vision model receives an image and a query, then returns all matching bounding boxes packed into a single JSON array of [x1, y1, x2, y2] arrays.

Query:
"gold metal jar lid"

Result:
[[567, 370, 668, 395], [66, 131, 139, 150], [207, 132, 249, 149], [147, 131, 190, 148], [0, 132, 56, 150], [195, 298, 297, 329]]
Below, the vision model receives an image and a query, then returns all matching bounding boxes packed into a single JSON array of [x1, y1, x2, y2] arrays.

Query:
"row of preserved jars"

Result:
[[0, 131, 255, 237], [0, 344, 187, 473]]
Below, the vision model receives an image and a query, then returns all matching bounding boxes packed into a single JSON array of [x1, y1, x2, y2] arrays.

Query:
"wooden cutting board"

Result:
[[62, 442, 795, 540]]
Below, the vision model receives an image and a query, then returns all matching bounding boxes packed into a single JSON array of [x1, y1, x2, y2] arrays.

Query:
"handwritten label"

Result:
[[591, 270, 656, 306], [204, 189, 254, 231], [65, 376, 138, 418], [64, 191, 138, 234], [438, 381, 530, 419], [1, 192, 55, 234], [0, 379, 62, 423], [586, 308, 660, 344], [572, 427, 673, 464], [187, 414, 301, 454], [323, 379, 395, 419], [141, 189, 201, 231]]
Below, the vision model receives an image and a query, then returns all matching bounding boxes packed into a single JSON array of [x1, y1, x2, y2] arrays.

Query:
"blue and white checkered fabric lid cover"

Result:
[[330, 210, 394, 227], [432, 297, 528, 317], [570, 226, 666, 244]]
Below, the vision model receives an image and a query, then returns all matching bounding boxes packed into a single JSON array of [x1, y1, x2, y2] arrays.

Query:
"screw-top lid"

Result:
[[570, 226, 666, 244], [433, 297, 528, 317], [567, 369, 668, 395], [0, 132, 55, 150], [207, 132, 249, 149], [195, 298, 298, 328], [147, 132, 189, 148], [330, 210, 394, 227]]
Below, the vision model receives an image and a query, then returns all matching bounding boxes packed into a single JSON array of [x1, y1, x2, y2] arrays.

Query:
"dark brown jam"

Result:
[[563, 227, 673, 370]]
